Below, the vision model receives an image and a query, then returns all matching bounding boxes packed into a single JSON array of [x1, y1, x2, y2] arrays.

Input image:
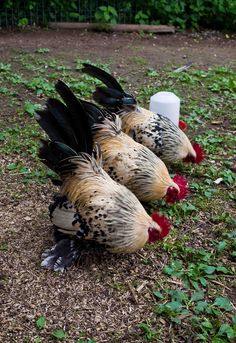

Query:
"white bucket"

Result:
[[149, 91, 180, 126]]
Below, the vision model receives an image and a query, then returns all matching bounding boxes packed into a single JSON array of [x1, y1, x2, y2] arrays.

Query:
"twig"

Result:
[[136, 280, 148, 293], [167, 279, 183, 286], [210, 280, 231, 291], [136, 252, 145, 259], [178, 313, 193, 320], [10, 172, 32, 176], [127, 281, 138, 304]]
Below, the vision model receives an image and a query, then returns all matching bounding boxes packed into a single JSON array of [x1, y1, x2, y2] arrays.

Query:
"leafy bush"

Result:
[[0, 0, 235, 30], [132, 0, 236, 30], [95, 6, 118, 24]]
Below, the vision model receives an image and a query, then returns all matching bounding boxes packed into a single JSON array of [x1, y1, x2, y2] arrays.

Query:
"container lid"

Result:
[[150, 91, 180, 104]]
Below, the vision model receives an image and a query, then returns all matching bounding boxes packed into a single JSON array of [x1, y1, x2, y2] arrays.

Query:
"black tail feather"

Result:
[[79, 99, 107, 125], [38, 140, 78, 173], [36, 97, 89, 153], [38, 139, 59, 171], [46, 98, 79, 150], [93, 86, 136, 107], [55, 80, 93, 154], [82, 63, 124, 92], [51, 178, 62, 186], [36, 83, 109, 176], [81, 64, 136, 108], [36, 109, 68, 144]]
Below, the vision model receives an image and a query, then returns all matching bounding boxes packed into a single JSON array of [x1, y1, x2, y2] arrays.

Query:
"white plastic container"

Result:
[[149, 91, 180, 126]]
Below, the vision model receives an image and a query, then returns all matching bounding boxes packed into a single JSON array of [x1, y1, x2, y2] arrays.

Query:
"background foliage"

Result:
[[0, 0, 235, 31]]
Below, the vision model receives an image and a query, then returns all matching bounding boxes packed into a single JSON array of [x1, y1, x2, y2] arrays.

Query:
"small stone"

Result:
[[24, 216, 32, 221]]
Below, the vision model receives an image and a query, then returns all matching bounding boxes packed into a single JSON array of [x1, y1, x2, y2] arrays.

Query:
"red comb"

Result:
[[165, 175, 189, 203], [152, 212, 171, 238], [183, 143, 205, 164], [179, 120, 187, 131], [173, 174, 189, 199], [193, 143, 205, 163]]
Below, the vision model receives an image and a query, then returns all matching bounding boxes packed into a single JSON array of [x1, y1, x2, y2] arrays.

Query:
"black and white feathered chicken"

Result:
[[81, 63, 204, 164], [38, 140, 171, 272]]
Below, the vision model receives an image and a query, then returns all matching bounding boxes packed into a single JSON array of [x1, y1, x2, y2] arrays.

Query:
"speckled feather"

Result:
[[120, 107, 196, 164], [91, 116, 178, 202], [81, 64, 197, 164], [37, 82, 184, 203], [51, 147, 160, 253]]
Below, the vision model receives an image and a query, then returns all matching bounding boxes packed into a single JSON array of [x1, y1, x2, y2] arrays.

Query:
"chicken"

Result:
[[36, 80, 189, 203], [39, 140, 171, 271], [81, 63, 204, 164]]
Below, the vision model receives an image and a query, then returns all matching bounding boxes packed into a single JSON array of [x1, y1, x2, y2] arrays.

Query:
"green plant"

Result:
[[24, 100, 41, 117], [138, 322, 159, 340], [35, 48, 50, 54], [131, 56, 147, 66], [0, 63, 11, 72], [36, 316, 46, 330], [25, 77, 54, 95], [95, 6, 118, 24], [0, 242, 8, 251], [135, 11, 149, 24], [154, 288, 236, 340], [18, 17, 29, 28], [51, 329, 67, 340], [0, 86, 11, 94]]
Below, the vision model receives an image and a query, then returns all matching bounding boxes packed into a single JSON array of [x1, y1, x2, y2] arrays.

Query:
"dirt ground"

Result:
[[1, 28, 236, 70], [0, 29, 236, 343]]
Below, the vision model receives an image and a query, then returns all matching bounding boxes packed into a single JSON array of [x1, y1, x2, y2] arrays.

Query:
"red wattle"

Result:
[[165, 175, 189, 203], [193, 143, 205, 163], [183, 143, 205, 164], [179, 120, 187, 131], [173, 174, 189, 199], [152, 212, 171, 238]]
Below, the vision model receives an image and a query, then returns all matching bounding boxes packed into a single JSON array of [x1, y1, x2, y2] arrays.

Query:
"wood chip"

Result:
[[24, 216, 32, 221], [136, 281, 148, 293], [211, 120, 223, 124]]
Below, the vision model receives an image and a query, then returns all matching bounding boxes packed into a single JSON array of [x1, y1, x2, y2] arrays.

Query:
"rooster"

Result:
[[81, 63, 204, 164], [39, 141, 171, 271], [36, 80, 189, 203]]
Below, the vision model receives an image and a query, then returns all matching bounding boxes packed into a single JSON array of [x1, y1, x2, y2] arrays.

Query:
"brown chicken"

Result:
[[36, 80, 189, 203], [81, 63, 204, 164], [39, 141, 171, 271]]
